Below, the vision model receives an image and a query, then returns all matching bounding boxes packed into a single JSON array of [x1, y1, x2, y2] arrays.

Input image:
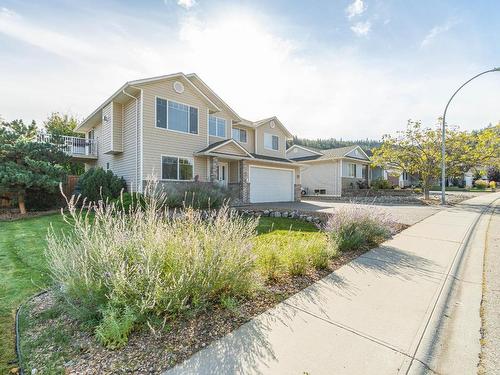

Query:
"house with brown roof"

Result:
[[286, 144, 371, 196], [71, 72, 301, 203]]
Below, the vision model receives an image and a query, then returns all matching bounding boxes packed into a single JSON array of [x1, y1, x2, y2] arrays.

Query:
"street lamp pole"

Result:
[[441, 67, 500, 205]]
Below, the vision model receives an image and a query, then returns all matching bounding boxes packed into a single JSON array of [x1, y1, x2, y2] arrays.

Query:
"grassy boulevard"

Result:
[[0, 213, 319, 373]]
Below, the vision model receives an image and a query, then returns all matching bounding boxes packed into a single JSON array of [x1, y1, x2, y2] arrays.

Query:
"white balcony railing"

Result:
[[36, 132, 98, 158]]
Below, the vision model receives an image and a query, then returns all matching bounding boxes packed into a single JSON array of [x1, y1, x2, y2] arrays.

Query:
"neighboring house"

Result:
[[385, 169, 420, 188], [286, 144, 371, 196], [69, 72, 301, 203]]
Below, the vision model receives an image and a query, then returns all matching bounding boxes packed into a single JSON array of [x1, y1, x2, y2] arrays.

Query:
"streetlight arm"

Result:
[[440, 67, 500, 205], [443, 68, 500, 120]]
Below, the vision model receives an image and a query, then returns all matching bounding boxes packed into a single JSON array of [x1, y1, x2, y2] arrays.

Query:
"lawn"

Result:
[[0, 214, 70, 373], [0, 213, 320, 373]]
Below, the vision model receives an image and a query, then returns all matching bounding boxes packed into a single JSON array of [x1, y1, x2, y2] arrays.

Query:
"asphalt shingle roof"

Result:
[[288, 144, 370, 162]]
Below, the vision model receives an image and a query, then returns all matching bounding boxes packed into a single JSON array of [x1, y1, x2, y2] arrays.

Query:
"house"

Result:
[[70, 72, 301, 203], [286, 144, 371, 196]]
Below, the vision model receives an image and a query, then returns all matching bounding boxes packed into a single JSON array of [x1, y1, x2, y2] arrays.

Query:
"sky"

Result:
[[0, 0, 498, 140]]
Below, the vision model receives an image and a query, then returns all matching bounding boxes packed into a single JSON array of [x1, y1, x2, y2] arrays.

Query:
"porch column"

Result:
[[209, 156, 219, 182], [239, 160, 250, 203]]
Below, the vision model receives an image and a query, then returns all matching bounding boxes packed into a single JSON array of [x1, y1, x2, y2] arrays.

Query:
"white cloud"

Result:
[[420, 21, 456, 48], [177, 0, 197, 10], [346, 0, 366, 19], [350, 21, 371, 36], [0, 7, 496, 139]]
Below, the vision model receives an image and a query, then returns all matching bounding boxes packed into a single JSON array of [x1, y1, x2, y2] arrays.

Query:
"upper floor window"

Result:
[[161, 155, 193, 180], [232, 128, 247, 143], [156, 98, 198, 134], [209, 115, 226, 137], [348, 163, 356, 177], [264, 133, 279, 151]]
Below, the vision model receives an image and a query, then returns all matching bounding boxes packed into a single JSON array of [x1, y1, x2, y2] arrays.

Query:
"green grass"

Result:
[[0, 213, 322, 373], [0, 214, 68, 374]]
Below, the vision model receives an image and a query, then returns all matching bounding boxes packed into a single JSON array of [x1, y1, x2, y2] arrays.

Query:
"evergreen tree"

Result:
[[0, 119, 69, 214]]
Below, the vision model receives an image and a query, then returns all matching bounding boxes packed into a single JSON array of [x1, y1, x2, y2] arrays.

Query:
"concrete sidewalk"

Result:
[[165, 193, 500, 375]]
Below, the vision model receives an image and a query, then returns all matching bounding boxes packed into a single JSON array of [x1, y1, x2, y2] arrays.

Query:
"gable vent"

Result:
[[173, 81, 185, 94]]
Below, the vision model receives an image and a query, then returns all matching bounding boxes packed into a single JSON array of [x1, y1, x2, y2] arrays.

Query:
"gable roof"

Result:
[[185, 73, 242, 122], [286, 144, 323, 156], [197, 139, 254, 158], [288, 144, 371, 162], [75, 72, 221, 132], [239, 116, 293, 139], [75, 72, 293, 138]]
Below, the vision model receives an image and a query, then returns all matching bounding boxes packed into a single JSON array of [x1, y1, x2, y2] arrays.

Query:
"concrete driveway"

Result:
[[243, 200, 442, 226]]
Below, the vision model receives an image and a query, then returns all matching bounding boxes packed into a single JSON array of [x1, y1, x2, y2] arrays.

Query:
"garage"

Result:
[[249, 166, 294, 203]]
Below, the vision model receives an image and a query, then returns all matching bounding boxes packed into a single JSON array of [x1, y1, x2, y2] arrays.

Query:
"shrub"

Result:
[[45, 180, 259, 346], [162, 183, 231, 209], [371, 178, 392, 190], [95, 305, 137, 349], [324, 205, 393, 252], [78, 167, 127, 202], [25, 187, 64, 211], [474, 180, 489, 189], [489, 181, 496, 189]]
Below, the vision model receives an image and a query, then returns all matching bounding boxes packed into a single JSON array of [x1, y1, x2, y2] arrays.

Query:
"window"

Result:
[[264, 133, 279, 151], [232, 128, 247, 143], [362, 165, 367, 179], [209, 115, 226, 137], [156, 98, 198, 134], [161, 156, 193, 180], [348, 163, 356, 177]]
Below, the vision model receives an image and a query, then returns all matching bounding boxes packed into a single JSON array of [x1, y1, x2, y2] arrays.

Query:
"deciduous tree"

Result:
[[371, 121, 499, 199]]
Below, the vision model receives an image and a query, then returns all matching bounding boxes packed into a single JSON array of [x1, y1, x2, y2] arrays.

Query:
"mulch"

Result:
[[20, 224, 408, 374]]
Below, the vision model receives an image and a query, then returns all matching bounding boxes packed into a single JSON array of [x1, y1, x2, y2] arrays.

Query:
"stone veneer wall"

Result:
[[239, 160, 250, 203], [294, 184, 302, 202]]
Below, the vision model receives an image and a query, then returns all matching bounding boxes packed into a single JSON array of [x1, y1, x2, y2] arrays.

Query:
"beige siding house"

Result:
[[286, 145, 371, 196], [74, 72, 301, 203]]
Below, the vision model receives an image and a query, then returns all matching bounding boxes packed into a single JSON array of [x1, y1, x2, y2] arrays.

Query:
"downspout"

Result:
[[122, 88, 140, 192]]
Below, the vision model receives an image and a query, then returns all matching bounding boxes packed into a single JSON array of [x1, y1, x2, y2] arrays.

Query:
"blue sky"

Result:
[[0, 0, 498, 139]]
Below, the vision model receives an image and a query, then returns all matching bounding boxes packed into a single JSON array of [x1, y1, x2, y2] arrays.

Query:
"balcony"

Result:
[[36, 132, 98, 160]]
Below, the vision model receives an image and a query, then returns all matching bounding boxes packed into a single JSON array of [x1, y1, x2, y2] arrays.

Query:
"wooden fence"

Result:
[[0, 175, 79, 208]]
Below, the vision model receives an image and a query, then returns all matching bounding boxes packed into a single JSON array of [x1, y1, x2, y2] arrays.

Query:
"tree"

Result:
[[43, 112, 80, 137], [371, 120, 499, 199], [288, 136, 381, 151], [43, 112, 85, 175], [0, 119, 69, 214]]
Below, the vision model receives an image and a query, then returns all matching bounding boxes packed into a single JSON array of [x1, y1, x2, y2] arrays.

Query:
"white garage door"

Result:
[[249, 166, 294, 203]]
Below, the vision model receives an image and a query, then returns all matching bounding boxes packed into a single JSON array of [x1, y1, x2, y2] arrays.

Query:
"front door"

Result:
[[217, 162, 228, 187]]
